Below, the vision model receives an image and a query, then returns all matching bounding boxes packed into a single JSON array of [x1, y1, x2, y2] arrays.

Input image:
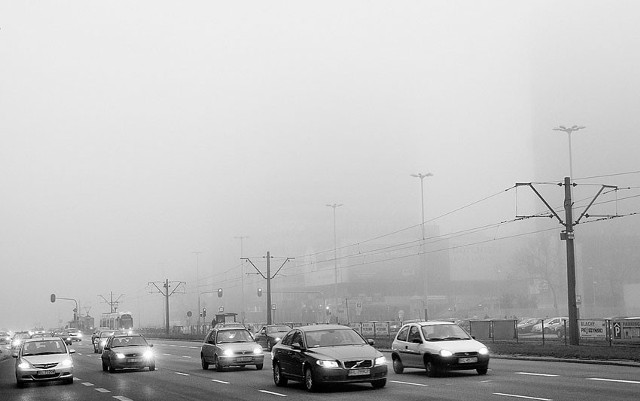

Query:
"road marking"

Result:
[[113, 397, 133, 401], [189, 346, 198, 349], [587, 378, 640, 385], [96, 388, 111, 393], [162, 353, 172, 356], [175, 372, 190, 376], [182, 355, 192, 358], [259, 390, 287, 397], [390, 380, 428, 387], [516, 372, 560, 377], [212, 379, 229, 384], [493, 392, 552, 401], [82, 382, 94, 386]]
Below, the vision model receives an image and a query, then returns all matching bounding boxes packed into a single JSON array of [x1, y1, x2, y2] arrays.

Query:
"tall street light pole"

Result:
[[553, 125, 585, 184], [326, 203, 343, 318], [235, 236, 248, 324], [411, 172, 433, 320], [193, 251, 202, 334]]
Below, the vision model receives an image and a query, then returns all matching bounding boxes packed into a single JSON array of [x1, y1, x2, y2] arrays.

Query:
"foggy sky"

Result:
[[1, 1, 639, 329]]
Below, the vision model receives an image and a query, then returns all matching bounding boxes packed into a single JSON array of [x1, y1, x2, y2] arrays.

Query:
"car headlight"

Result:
[[253, 347, 263, 355], [316, 360, 339, 368], [143, 349, 154, 359], [374, 356, 386, 366], [60, 358, 73, 367], [274, 337, 281, 342], [17, 359, 32, 369], [439, 349, 453, 357], [100, 340, 107, 346], [116, 353, 125, 359], [223, 349, 234, 357], [478, 347, 489, 355]]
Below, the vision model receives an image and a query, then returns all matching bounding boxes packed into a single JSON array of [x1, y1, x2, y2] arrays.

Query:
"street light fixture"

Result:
[[411, 172, 433, 320], [552, 125, 585, 182], [326, 203, 343, 317]]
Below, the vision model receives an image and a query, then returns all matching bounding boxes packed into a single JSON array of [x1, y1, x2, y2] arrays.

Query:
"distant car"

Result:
[[531, 317, 568, 336], [213, 322, 246, 329], [61, 329, 83, 345], [0, 331, 12, 344], [391, 321, 490, 377], [101, 334, 155, 372], [200, 326, 264, 371], [254, 324, 291, 351], [14, 336, 75, 387], [271, 324, 387, 392], [517, 318, 542, 334], [95, 331, 115, 353], [11, 332, 32, 352]]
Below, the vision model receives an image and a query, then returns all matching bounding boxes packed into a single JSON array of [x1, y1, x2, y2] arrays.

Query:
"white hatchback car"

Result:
[[14, 337, 75, 387], [391, 321, 490, 377]]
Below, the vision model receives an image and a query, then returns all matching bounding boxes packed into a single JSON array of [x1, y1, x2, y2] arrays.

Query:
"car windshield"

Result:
[[110, 336, 148, 347], [216, 329, 254, 343], [422, 324, 471, 341], [267, 326, 290, 334], [100, 332, 115, 338], [22, 340, 66, 356], [305, 329, 367, 347]]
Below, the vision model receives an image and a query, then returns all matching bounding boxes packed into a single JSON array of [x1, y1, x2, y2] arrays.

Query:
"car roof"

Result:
[[112, 333, 143, 337], [407, 321, 457, 327], [24, 337, 65, 342], [293, 324, 354, 332]]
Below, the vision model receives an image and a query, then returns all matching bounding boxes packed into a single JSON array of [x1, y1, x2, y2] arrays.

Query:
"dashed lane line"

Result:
[[82, 382, 94, 386], [95, 388, 111, 393], [162, 353, 172, 356], [516, 372, 560, 377], [258, 390, 287, 397], [175, 372, 190, 376], [493, 392, 552, 401], [587, 378, 640, 385], [113, 397, 133, 401], [212, 379, 229, 384], [182, 355, 192, 358], [390, 380, 428, 387]]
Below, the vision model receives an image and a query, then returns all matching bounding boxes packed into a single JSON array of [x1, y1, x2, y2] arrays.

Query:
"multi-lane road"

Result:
[[1, 339, 639, 401]]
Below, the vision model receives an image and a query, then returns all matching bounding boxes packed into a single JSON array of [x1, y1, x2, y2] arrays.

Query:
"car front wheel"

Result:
[[201, 356, 209, 370], [273, 362, 288, 386], [304, 367, 319, 392], [392, 357, 404, 374], [477, 367, 488, 375], [425, 360, 439, 377]]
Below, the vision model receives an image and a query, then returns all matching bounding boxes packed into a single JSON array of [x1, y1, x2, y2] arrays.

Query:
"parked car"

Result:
[[14, 336, 75, 387], [531, 317, 568, 336], [271, 324, 387, 392], [517, 318, 542, 334], [101, 334, 155, 372], [391, 321, 490, 377], [95, 331, 115, 353], [254, 324, 291, 351], [200, 326, 264, 371]]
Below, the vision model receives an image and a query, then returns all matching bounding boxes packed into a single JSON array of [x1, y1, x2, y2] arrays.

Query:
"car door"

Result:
[[404, 325, 425, 367], [394, 325, 413, 366], [202, 330, 217, 363]]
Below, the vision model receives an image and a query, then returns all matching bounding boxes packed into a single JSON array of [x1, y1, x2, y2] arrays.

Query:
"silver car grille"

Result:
[[33, 363, 58, 369], [342, 359, 373, 369]]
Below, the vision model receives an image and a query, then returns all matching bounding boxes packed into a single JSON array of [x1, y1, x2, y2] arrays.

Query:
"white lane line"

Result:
[[82, 382, 94, 386], [587, 378, 640, 385], [390, 380, 428, 387], [176, 372, 190, 376], [259, 390, 287, 397], [96, 388, 111, 393], [516, 372, 560, 377], [212, 379, 229, 384], [189, 346, 198, 349], [182, 355, 192, 358], [162, 353, 172, 356], [113, 397, 134, 401], [493, 392, 552, 401]]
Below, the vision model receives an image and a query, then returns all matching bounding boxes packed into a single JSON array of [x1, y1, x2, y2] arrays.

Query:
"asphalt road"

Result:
[[1, 339, 639, 401]]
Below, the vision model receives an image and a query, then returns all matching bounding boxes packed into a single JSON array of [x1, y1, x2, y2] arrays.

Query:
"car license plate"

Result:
[[458, 357, 477, 364], [236, 357, 252, 362], [127, 358, 141, 363], [348, 368, 370, 376], [37, 370, 55, 376]]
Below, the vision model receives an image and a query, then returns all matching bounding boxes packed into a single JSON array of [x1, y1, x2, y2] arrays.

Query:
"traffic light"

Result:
[[257, 288, 262, 297], [50, 294, 56, 303], [217, 288, 223, 298], [202, 308, 207, 318]]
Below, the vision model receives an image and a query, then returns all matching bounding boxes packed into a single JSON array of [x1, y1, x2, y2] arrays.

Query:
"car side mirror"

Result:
[[69, 349, 76, 354], [291, 343, 304, 350], [367, 339, 375, 346], [12, 351, 19, 358]]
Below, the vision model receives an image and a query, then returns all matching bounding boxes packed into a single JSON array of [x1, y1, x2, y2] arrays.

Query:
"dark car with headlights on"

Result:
[[254, 324, 291, 351], [101, 334, 155, 372], [14, 337, 75, 387], [271, 324, 387, 392], [391, 321, 489, 377], [200, 326, 264, 371]]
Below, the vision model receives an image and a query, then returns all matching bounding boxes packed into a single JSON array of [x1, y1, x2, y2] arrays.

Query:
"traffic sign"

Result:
[[612, 321, 622, 339]]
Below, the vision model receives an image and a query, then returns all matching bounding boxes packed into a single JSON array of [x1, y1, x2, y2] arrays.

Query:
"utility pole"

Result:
[[235, 236, 249, 324], [193, 251, 202, 334], [326, 204, 343, 312], [516, 178, 617, 345], [99, 292, 123, 313], [148, 279, 186, 335], [411, 172, 433, 320], [242, 251, 293, 325]]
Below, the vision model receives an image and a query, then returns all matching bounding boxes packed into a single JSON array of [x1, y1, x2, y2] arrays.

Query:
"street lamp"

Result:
[[235, 236, 249, 324], [552, 125, 585, 182], [193, 251, 202, 334], [411, 172, 433, 320], [326, 203, 343, 316]]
